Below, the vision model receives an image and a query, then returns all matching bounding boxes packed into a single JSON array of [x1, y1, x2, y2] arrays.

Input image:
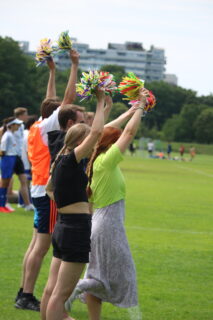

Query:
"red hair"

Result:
[[86, 126, 122, 197]]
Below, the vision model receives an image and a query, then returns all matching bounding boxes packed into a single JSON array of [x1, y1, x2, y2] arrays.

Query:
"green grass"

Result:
[[0, 153, 213, 320]]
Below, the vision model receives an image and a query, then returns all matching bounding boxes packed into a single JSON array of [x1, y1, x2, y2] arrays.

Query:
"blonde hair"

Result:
[[51, 123, 90, 173]]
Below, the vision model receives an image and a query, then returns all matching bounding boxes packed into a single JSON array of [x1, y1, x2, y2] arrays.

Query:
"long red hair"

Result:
[[86, 126, 122, 197]]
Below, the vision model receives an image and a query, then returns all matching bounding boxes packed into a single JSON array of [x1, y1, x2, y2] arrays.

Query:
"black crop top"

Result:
[[52, 150, 88, 208]]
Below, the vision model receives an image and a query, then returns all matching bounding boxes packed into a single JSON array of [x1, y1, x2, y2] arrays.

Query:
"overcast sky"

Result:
[[1, 0, 212, 96]]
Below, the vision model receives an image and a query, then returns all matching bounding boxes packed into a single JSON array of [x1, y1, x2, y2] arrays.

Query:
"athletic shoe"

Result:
[[15, 295, 40, 312], [5, 204, 15, 212], [14, 289, 23, 302], [0, 206, 12, 213], [17, 204, 25, 208], [24, 204, 34, 211]]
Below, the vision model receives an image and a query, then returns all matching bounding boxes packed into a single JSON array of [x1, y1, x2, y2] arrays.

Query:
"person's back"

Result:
[[90, 143, 125, 209]]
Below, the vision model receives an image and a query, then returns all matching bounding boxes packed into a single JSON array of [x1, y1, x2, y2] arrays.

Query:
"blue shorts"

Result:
[[32, 195, 57, 234], [1, 156, 17, 179], [1, 155, 25, 179]]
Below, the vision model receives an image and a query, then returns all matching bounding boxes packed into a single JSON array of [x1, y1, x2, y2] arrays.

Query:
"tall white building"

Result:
[[20, 39, 167, 82], [54, 40, 166, 82], [164, 73, 178, 85]]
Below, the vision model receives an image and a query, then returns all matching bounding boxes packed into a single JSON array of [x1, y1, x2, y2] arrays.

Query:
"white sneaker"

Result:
[[17, 204, 25, 208], [24, 204, 34, 211], [5, 203, 15, 212]]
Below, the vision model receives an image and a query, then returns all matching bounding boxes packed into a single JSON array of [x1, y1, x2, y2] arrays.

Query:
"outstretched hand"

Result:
[[104, 95, 113, 106], [47, 57, 55, 70], [138, 88, 149, 103], [70, 49, 80, 65], [95, 87, 105, 102]]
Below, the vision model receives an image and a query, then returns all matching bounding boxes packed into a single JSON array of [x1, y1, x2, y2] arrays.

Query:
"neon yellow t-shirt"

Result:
[[90, 144, 126, 208]]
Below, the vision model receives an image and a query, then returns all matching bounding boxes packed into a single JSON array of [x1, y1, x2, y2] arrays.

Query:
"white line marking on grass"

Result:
[[126, 226, 213, 235], [176, 165, 213, 178]]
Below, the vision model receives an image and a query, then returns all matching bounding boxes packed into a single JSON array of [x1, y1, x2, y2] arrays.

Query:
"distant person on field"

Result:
[[167, 143, 172, 159], [179, 144, 185, 159], [147, 140, 154, 157], [129, 142, 136, 156], [189, 146, 196, 161]]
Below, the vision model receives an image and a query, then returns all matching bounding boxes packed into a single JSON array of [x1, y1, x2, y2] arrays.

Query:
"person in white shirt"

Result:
[[13, 107, 34, 210], [0, 117, 23, 212], [147, 140, 154, 157], [18, 115, 38, 207]]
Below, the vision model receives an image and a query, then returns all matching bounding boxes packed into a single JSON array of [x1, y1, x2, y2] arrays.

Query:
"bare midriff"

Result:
[[57, 202, 90, 214]]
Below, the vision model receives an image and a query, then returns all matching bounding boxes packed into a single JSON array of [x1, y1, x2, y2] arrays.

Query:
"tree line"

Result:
[[0, 36, 213, 143]]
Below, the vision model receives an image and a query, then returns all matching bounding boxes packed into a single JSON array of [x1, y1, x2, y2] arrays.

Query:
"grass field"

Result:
[[0, 152, 213, 320]]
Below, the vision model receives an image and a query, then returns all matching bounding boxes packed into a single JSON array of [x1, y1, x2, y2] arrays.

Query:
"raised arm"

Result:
[[105, 104, 139, 129], [115, 88, 149, 153], [61, 49, 80, 107], [74, 89, 105, 162], [46, 58, 56, 99], [104, 95, 113, 123]]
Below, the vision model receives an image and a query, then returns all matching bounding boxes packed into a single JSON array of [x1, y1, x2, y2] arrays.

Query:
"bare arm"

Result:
[[46, 58, 56, 99], [115, 88, 149, 153], [105, 105, 139, 129], [61, 49, 80, 107], [74, 89, 105, 162], [104, 95, 113, 123]]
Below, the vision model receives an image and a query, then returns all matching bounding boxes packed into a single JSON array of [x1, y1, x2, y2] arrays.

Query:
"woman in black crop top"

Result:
[[41, 89, 105, 320]]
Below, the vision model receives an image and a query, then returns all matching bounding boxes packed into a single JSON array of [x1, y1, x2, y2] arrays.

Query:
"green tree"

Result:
[[108, 102, 128, 122], [162, 114, 182, 141], [144, 81, 197, 130], [195, 108, 213, 143]]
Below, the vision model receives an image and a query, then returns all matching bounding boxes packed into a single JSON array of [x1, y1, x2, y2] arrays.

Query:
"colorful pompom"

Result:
[[118, 72, 145, 100], [76, 71, 117, 101], [129, 90, 156, 112], [35, 38, 53, 66], [119, 72, 156, 112], [57, 31, 72, 50]]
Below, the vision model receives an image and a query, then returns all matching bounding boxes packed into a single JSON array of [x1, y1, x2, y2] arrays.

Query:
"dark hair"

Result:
[[58, 105, 85, 130], [86, 126, 122, 197], [14, 107, 27, 117], [2, 117, 16, 134], [25, 115, 38, 130], [40, 98, 61, 119]]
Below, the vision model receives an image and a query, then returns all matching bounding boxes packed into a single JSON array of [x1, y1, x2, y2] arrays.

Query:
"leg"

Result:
[[18, 174, 31, 206], [41, 257, 61, 320], [86, 293, 102, 320], [0, 178, 11, 211], [20, 228, 37, 288], [23, 233, 51, 293], [46, 261, 85, 320], [7, 176, 15, 195]]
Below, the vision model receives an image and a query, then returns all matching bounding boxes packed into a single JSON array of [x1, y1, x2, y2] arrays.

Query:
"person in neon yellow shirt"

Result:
[[65, 88, 149, 320]]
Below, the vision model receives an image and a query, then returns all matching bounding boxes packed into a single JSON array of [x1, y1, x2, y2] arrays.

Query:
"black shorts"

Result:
[[14, 156, 25, 175], [52, 213, 91, 263]]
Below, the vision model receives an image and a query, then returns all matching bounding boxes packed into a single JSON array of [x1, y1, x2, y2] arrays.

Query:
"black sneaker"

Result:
[[14, 289, 23, 302], [15, 295, 40, 312]]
